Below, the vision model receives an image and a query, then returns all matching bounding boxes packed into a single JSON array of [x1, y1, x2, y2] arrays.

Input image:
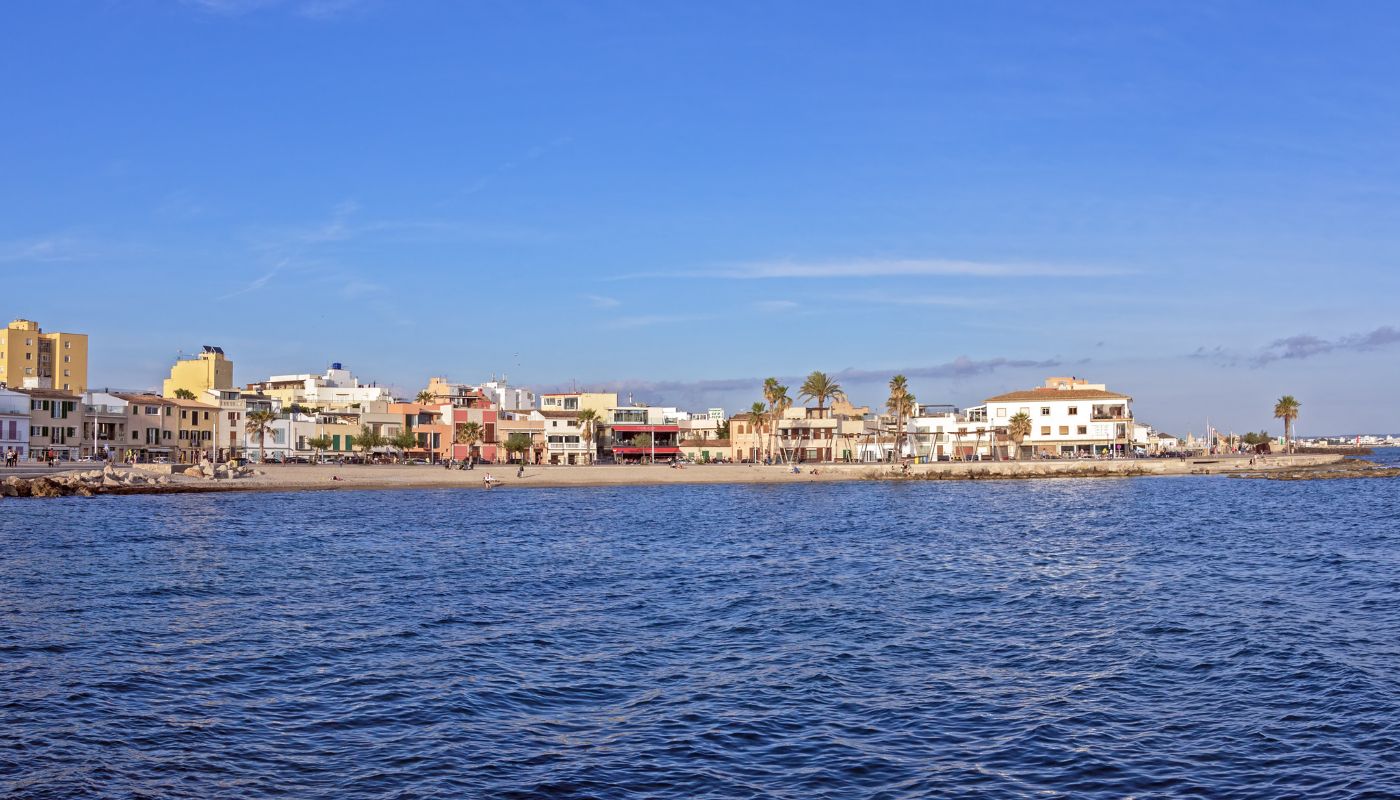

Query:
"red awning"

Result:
[[613, 446, 681, 455]]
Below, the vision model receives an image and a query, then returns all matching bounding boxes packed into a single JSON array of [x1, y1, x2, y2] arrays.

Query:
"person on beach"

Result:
[[516, 464, 524, 479], [483, 473, 498, 488]]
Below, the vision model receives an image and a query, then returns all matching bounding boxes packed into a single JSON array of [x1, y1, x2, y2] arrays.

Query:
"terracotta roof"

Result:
[[110, 392, 171, 404], [984, 388, 1129, 403], [14, 387, 80, 400], [538, 410, 578, 419]]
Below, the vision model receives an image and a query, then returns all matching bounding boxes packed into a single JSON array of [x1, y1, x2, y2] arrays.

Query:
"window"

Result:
[[1077, 426, 1088, 435], [1068, 406, 1078, 415], [1040, 426, 1051, 436], [63, 369, 70, 376], [64, 341, 71, 349], [1040, 407, 1051, 416], [64, 355, 70, 363], [996, 408, 1007, 417], [1059, 426, 1069, 436]]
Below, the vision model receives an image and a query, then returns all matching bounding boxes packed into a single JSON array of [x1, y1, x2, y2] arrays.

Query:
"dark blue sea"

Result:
[[4, 455, 1399, 799]]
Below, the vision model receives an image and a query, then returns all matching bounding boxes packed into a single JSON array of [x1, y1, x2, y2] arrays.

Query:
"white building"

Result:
[[903, 404, 997, 461], [983, 377, 1134, 457], [478, 378, 535, 411], [0, 386, 29, 460], [242, 412, 319, 461], [247, 363, 392, 409], [533, 410, 593, 464]]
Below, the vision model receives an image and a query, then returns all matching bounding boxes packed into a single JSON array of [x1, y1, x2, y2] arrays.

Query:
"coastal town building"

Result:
[[540, 391, 618, 416], [608, 405, 680, 463], [496, 411, 546, 464], [81, 392, 128, 461], [727, 412, 764, 462], [774, 405, 866, 463], [983, 376, 1134, 458], [0, 386, 31, 460], [163, 346, 233, 399], [245, 363, 392, 409], [1, 319, 89, 394], [170, 397, 218, 462], [536, 410, 591, 465], [19, 387, 84, 461], [447, 405, 498, 463], [108, 393, 178, 462]]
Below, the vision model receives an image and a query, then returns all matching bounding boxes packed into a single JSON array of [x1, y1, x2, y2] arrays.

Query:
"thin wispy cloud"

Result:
[[542, 355, 1064, 409], [601, 314, 708, 330], [441, 136, 573, 204], [1191, 324, 1400, 367], [585, 294, 621, 308], [0, 237, 81, 263], [848, 291, 989, 308], [183, 0, 369, 19], [753, 299, 800, 312], [615, 257, 1128, 281], [219, 261, 286, 299]]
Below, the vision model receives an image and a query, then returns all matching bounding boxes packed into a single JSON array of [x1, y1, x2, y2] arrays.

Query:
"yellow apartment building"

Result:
[[0, 319, 89, 394], [163, 346, 233, 398]]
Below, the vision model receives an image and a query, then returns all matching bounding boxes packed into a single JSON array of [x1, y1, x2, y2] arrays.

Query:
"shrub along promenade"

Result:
[[0, 453, 1360, 498]]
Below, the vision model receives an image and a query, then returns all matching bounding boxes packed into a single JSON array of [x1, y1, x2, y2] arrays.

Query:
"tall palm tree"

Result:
[[886, 374, 914, 462], [455, 421, 483, 463], [576, 408, 600, 464], [1274, 395, 1301, 454], [748, 402, 769, 462], [1008, 412, 1033, 460], [244, 409, 279, 463], [799, 371, 845, 416], [767, 382, 792, 463], [415, 390, 434, 405]]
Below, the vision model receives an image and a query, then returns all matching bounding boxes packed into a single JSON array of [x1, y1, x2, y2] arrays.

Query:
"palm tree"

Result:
[[415, 390, 434, 405], [455, 421, 483, 464], [886, 374, 914, 462], [576, 408, 600, 464], [1008, 412, 1032, 460], [763, 380, 792, 463], [799, 371, 845, 416], [1274, 395, 1301, 454], [244, 409, 279, 463], [748, 402, 769, 463]]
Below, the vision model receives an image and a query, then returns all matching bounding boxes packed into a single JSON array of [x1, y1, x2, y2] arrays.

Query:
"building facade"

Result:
[[1, 319, 89, 394], [163, 346, 233, 399], [983, 377, 1134, 457], [0, 386, 30, 460]]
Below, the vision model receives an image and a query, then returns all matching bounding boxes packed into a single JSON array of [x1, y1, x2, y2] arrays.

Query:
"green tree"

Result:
[[172, 388, 197, 400], [714, 417, 731, 441], [244, 409, 279, 463], [748, 402, 768, 462], [357, 424, 385, 460], [763, 379, 791, 462], [503, 432, 532, 462], [576, 408, 601, 465], [306, 434, 332, 462], [632, 432, 654, 460], [799, 371, 845, 416], [1008, 412, 1033, 460], [455, 421, 483, 462], [1274, 395, 1301, 453], [886, 374, 914, 461], [415, 390, 434, 405], [390, 429, 420, 459]]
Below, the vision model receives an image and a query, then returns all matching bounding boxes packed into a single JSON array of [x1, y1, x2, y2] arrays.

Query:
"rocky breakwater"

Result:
[[1, 461, 264, 500], [1229, 458, 1400, 481]]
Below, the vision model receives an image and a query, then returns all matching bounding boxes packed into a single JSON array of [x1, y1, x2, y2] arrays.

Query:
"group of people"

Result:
[[3, 448, 21, 467]]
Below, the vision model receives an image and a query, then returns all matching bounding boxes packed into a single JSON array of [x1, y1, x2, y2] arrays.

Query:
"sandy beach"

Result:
[[125, 453, 1346, 493]]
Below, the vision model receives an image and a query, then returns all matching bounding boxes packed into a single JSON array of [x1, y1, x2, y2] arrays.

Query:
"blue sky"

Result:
[[4, 1, 1399, 434]]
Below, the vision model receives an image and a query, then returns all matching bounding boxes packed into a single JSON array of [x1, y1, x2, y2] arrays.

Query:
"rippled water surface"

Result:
[[4, 458, 1400, 798]]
